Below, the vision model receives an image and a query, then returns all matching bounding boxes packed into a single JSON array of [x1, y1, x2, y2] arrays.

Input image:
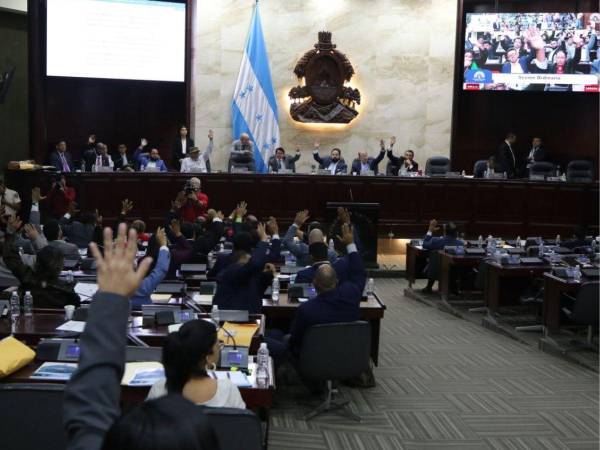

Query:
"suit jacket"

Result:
[[49, 239, 82, 261], [526, 146, 548, 164], [501, 51, 534, 73], [140, 157, 168, 172], [495, 142, 518, 178], [282, 223, 338, 266], [350, 150, 385, 175], [422, 233, 464, 251], [82, 149, 97, 172], [59, 216, 96, 249], [49, 151, 74, 173], [312, 152, 348, 174], [171, 137, 195, 170], [114, 153, 133, 171], [295, 257, 349, 285], [268, 154, 300, 173], [213, 241, 273, 314], [289, 246, 366, 356], [386, 150, 419, 174]]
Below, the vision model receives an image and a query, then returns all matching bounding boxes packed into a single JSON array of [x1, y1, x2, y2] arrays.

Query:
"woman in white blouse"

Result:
[[147, 319, 246, 409]]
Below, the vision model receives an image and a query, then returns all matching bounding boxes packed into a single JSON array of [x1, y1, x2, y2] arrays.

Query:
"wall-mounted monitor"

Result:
[[46, 0, 186, 82], [462, 12, 599, 92]]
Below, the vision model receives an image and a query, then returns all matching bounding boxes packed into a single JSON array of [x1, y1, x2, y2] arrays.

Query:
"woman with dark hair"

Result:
[[171, 125, 195, 171], [147, 320, 245, 408], [130, 227, 171, 309]]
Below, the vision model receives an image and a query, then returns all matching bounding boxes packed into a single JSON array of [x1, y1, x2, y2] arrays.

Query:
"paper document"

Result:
[[56, 321, 86, 332], [151, 294, 172, 304], [168, 323, 183, 333], [31, 362, 77, 381], [121, 362, 165, 386], [210, 370, 252, 387], [192, 294, 214, 305], [74, 283, 98, 299]]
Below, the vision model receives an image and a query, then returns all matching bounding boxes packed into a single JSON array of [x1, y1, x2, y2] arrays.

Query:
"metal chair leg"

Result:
[[303, 380, 362, 422]]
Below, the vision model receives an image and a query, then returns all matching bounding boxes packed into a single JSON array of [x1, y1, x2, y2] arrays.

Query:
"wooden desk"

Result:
[[261, 292, 386, 365], [439, 252, 485, 301], [406, 244, 428, 288], [542, 273, 584, 335], [484, 261, 551, 313]]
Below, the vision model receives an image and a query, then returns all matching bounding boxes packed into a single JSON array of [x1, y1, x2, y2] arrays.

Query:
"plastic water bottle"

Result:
[[573, 265, 582, 282], [211, 305, 220, 325], [81, 160, 86, 172], [256, 343, 269, 388], [207, 251, 215, 269], [23, 291, 33, 317], [366, 278, 375, 299], [328, 238, 335, 252], [515, 236, 521, 248], [18, 247, 24, 258], [477, 235, 484, 248], [271, 277, 280, 303], [10, 291, 20, 321], [555, 235, 561, 246], [66, 270, 74, 283], [219, 242, 225, 252], [539, 241, 545, 256]]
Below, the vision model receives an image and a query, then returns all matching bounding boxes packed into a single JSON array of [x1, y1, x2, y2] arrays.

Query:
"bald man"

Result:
[[289, 223, 366, 357], [282, 209, 337, 266], [295, 239, 349, 284], [350, 147, 386, 175], [229, 132, 256, 172]]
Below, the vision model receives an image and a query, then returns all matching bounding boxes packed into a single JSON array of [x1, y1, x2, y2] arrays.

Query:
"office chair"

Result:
[[528, 162, 556, 179], [566, 160, 593, 183], [298, 321, 371, 421], [0, 383, 67, 450], [561, 281, 599, 350], [425, 156, 450, 176], [198, 406, 263, 450], [473, 159, 488, 178], [385, 160, 399, 176]]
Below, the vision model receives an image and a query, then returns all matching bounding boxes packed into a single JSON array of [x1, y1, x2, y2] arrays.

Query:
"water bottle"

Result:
[[555, 235, 561, 246], [539, 241, 545, 257], [461, 170, 466, 177], [366, 278, 375, 299], [478, 235, 484, 248], [23, 291, 33, 317], [515, 236, 521, 248], [256, 343, 270, 388], [219, 242, 225, 252], [271, 277, 280, 303], [211, 305, 220, 325], [10, 291, 20, 321], [81, 160, 86, 172], [66, 270, 74, 283], [573, 265, 582, 282], [207, 251, 215, 269], [18, 247, 24, 258], [328, 238, 335, 252]]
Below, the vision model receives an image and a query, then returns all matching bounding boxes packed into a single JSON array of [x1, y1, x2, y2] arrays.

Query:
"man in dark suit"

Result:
[[268, 147, 301, 173], [114, 144, 133, 171], [495, 132, 518, 178], [295, 240, 348, 285], [82, 143, 100, 172], [421, 219, 464, 293], [171, 125, 195, 171], [48, 139, 74, 173], [525, 137, 548, 168], [289, 223, 366, 357], [386, 145, 419, 175], [312, 142, 347, 174], [350, 148, 385, 175]]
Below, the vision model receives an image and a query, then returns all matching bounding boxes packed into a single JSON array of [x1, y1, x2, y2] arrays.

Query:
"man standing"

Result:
[[171, 125, 195, 171], [312, 142, 347, 175], [351, 146, 385, 175], [268, 147, 301, 173], [49, 139, 73, 173], [180, 130, 214, 174], [45, 176, 76, 218], [180, 177, 209, 222], [140, 149, 168, 172], [526, 137, 548, 169], [495, 132, 518, 178], [229, 133, 255, 172]]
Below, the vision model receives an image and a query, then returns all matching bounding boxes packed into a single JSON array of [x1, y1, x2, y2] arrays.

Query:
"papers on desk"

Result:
[[56, 321, 86, 333], [150, 293, 172, 304], [121, 362, 165, 386], [218, 322, 259, 347], [209, 370, 251, 387], [74, 282, 98, 301], [31, 362, 77, 381], [168, 323, 183, 333], [191, 293, 214, 306]]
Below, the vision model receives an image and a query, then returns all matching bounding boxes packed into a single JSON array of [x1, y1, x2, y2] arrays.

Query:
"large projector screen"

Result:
[[47, 0, 186, 82]]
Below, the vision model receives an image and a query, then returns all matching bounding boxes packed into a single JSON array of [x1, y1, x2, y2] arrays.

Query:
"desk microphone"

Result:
[[349, 187, 354, 202], [219, 325, 237, 350]]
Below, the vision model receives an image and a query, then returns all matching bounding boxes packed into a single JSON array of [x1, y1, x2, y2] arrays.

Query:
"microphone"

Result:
[[349, 187, 354, 202], [218, 325, 237, 350]]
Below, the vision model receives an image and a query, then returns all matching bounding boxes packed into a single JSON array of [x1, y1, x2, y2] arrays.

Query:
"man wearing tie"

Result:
[[526, 137, 548, 169], [49, 139, 73, 173], [268, 147, 301, 173], [312, 142, 348, 175], [495, 132, 518, 178], [92, 143, 114, 172], [114, 144, 133, 171]]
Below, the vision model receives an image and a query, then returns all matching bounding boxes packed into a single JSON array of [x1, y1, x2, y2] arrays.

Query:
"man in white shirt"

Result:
[[92, 143, 114, 172], [0, 179, 21, 216], [180, 130, 214, 173]]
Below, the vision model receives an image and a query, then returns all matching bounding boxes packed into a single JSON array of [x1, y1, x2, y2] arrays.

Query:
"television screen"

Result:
[[46, 0, 186, 82], [462, 12, 600, 92]]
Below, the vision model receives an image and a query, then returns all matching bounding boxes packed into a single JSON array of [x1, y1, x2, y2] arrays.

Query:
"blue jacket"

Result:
[[208, 238, 281, 278], [350, 150, 385, 174], [422, 233, 464, 251], [501, 51, 534, 74], [295, 257, 349, 285], [130, 248, 171, 309], [140, 157, 168, 172], [289, 246, 366, 356], [282, 224, 337, 266], [213, 241, 273, 314]]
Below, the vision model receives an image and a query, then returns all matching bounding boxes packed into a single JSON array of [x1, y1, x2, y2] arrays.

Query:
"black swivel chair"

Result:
[[425, 156, 450, 176], [199, 406, 263, 450], [473, 159, 488, 178], [0, 383, 67, 450], [386, 160, 399, 176], [297, 321, 372, 421], [562, 281, 599, 350], [529, 162, 556, 179], [566, 160, 593, 183]]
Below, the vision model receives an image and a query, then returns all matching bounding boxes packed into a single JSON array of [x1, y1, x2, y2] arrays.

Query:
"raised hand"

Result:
[[390, 136, 396, 146], [257, 222, 268, 242], [208, 129, 214, 140], [23, 224, 39, 240], [379, 139, 385, 150], [337, 207, 351, 224], [428, 219, 439, 233], [336, 223, 354, 246], [121, 199, 133, 215], [294, 209, 310, 227], [155, 227, 167, 247], [314, 141, 320, 149], [89, 224, 153, 298], [170, 219, 182, 237], [31, 187, 45, 203], [237, 201, 248, 218]]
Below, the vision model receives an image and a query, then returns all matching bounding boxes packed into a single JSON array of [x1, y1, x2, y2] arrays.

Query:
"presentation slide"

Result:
[[47, 0, 186, 82], [462, 12, 600, 92]]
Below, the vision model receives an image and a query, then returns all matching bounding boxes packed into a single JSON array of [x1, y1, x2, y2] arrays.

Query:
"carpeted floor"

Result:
[[268, 278, 599, 450]]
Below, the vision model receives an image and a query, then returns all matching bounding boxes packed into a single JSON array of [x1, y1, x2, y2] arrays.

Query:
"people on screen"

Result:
[[49, 139, 73, 173], [140, 148, 168, 172], [229, 133, 255, 172], [268, 146, 300, 173], [180, 129, 214, 174], [312, 142, 347, 175], [171, 125, 195, 171]]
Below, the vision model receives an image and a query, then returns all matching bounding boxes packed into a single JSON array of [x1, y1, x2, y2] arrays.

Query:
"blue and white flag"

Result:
[[232, 3, 280, 173]]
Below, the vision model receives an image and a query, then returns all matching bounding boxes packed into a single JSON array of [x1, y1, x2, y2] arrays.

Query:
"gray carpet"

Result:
[[268, 278, 599, 450]]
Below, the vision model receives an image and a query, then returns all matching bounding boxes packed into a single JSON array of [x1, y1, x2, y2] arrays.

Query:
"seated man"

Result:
[[562, 226, 590, 250], [43, 219, 82, 261], [295, 239, 348, 284], [44, 175, 76, 218], [289, 223, 366, 357], [474, 156, 497, 178], [49, 139, 73, 173], [525, 137, 548, 169], [92, 143, 114, 172], [421, 219, 463, 294], [283, 210, 337, 266], [229, 133, 255, 172], [141, 148, 168, 172], [59, 204, 100, 249], [385, 137, 419, 175], [268, 147, 301, 173], [180, 130, 214, 174], [114, 144, 133, 172], [312, 142, 347, 174], [351, 147, 385, 175]]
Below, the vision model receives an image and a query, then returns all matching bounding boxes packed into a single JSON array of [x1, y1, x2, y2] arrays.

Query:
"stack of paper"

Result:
[[210, 370, 252, 387], [31, 362, 77, 381], [121, 362, 165, 386]]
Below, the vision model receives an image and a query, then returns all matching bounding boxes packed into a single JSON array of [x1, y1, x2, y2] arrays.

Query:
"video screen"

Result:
[[463, 13, 600, 92], [47, 0, 186, 82]]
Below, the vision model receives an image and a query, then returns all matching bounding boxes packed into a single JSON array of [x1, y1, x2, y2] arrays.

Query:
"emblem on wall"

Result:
[[288, 31, 361, 124]]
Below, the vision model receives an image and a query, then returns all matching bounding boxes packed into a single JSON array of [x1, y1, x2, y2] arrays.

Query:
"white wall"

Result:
[[0, 0, 27, 14]]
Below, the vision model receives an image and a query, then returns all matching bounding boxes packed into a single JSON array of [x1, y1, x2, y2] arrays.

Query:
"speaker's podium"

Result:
[[326, 202, 380, 269]]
